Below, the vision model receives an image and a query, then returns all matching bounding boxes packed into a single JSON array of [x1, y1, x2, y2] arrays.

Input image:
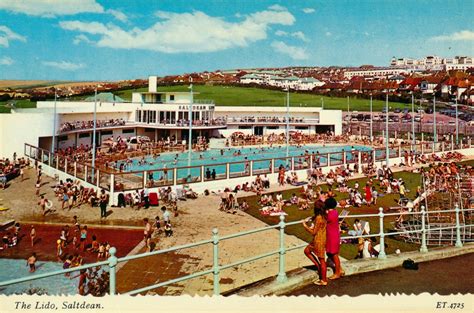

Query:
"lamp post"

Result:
[[91, 86, 98, 180], [52, 89, 57, 153], [455, 98, 459, 146], [433, 95, 437, 151], [385, 92, 389, 167], [188, 80, 193, 173], [285, 88, 290, 160], [411, 92, 415, 150], [369, 94, 373, 142]]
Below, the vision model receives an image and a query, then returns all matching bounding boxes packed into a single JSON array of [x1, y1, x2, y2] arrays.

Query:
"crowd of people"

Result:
[[231, 116, 306, 123], [59, 119, 126, 133]]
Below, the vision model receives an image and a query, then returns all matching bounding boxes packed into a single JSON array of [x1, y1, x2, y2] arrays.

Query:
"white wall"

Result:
[[0, 112, 54, 158]]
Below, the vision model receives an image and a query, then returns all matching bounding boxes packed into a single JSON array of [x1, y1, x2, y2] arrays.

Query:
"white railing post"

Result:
[[420, 206, 428, 253], [328, 153, 331, 167], [270, 159, 275, 174], [173, 168, 177, 186], [143, 170, 147, 188], [212, 228, 220, 295], [41, 149, 44, 164], [455, 204, 463, 248], [398, 145, 401, 158], [378, 207, 387, 259], [309, 154, 313, 169], [109, 173, 115, 206], [250, 160, 254, 176], [74, 162, 77, 177], [84, 165, 88, 181], [342, 151, 347, 165], [108, 247, 118, 295], [291, 157, 295, 171], [357, 151, 362, 170], [56, 155, 59, 170], [96, 169, 100, 189], [201, 166, 205, 182], [226, 163, 230, 179], [277, 215, 288, 282]]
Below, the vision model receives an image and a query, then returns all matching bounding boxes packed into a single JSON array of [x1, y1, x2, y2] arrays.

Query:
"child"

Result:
[[97, 243, 106, 259], [154, 216, 162, 234], [56, 239, 63, 260], [164, 222, 173, 237], [27, 253, 37, 273], [63, 255, 73, 276], [30, 225, 36, 247]]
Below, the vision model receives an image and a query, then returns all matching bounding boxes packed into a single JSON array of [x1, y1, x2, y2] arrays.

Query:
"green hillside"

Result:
[[115, 85, 407, 111]]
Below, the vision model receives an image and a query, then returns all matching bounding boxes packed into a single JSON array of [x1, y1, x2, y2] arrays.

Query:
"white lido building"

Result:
[[0, 76, 342, 158]]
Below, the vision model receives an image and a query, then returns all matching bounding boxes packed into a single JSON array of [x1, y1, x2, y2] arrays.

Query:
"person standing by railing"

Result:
[[302, 200, 328, 286], [325, 193, 344, 280]]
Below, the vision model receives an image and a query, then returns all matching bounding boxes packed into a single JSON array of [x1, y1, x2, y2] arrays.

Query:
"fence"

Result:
[[0, 205, 472, 296], [24, 140, 473, 205]]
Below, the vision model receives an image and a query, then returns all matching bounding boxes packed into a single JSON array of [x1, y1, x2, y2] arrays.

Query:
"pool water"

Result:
[[0, 259, 78, 295], [117, 145, 375, 181]]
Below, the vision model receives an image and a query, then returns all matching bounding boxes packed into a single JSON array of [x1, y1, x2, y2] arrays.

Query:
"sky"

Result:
[[0, 0, 473, 81]]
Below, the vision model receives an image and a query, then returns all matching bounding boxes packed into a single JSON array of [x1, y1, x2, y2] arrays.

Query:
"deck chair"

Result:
[[338, 209, 350, 225], [149, 192, 159, 206]]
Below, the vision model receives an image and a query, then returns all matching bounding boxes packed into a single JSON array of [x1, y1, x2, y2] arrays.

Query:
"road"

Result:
[[286, 253, 474, 296]]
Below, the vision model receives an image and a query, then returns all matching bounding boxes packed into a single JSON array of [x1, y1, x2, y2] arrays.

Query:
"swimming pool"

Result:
[[113, 145, 384, 185], [0, 259, 78, 295]]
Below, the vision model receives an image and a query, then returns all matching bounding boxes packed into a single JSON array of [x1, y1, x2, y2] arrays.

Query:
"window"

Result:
[[122, 129, 134, 134], [170, 95, 175, 101], [78, 133, 90, 138], [58, 135, 68, 142], [101, 131, 113, 136], [267, 126, 279, 129], [144, 128, 154, 132], [238, 126, 251, 129]]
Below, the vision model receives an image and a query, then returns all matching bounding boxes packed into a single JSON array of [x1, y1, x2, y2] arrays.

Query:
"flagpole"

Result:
[[188, 80, 193, 176]]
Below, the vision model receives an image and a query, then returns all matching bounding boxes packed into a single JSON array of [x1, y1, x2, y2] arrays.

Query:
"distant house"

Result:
[[297, 77, 324, 91], [240, 74, 264, 84]]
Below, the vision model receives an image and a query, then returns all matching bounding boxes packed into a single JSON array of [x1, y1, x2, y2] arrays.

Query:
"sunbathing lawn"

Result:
[[241, 171, 421, 259], [242, 159, 473, 260]]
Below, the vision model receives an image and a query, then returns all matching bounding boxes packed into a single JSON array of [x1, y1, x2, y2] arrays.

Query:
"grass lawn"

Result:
[[115, 85, 408, 111], [0, 99, 37, 113], [240, 170, 425, 260]]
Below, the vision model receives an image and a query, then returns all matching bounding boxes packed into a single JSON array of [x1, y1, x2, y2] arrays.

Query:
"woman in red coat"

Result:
[[325, 194, 344, 280]]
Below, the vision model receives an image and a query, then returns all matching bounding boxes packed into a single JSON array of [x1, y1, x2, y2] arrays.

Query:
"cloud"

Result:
[[0, 25, 26, 47], [275, 30, 288, 36], [302, 8, 315, 14], [292, 31, 309, 42], [0, 56, 14, 65], [0, 0, 104, 17], [107, 9, 128, 22], [271, 41, 309, 60], [274, 30, 309, 42], [268, 4, 287, 11], [73, 34, 93, 45], [42, 60, 85, 71], [430, 30, 474, 41], [59, 6, 296, 53]]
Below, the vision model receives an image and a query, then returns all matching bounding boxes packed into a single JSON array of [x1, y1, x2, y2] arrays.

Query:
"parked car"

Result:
[[394, 108, 401, 113]]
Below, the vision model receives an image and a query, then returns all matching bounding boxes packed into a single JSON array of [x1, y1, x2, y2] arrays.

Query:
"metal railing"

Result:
[[24, 139, 473, 196], [1, 205, 472, 296]]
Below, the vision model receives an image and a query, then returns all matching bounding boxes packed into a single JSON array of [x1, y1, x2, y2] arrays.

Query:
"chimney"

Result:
[[148, 76, 157, 92]]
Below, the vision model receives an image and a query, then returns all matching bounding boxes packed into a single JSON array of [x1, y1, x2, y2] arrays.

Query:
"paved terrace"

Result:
[[0, 153, 473, 295]]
